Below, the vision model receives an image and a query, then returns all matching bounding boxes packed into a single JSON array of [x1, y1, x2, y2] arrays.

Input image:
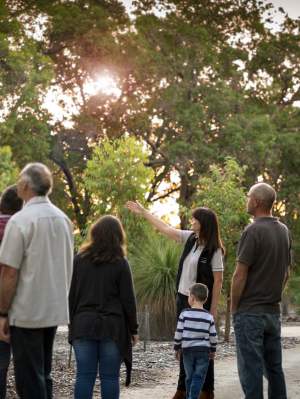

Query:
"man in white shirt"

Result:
[[0, 163, 74, 399]]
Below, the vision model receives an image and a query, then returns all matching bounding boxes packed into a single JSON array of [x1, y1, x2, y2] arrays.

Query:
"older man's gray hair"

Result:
[[249, 182, 276, 211], [20, 163, 53, 196]]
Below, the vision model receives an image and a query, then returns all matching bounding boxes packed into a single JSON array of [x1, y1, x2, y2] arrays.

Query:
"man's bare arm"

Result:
[[283, 266, 291, 289], [231, 262, 249, 314], [0, 264, 19, 313]]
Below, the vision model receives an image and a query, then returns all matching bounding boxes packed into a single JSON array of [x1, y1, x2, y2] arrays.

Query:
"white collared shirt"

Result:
[[0, 196, 74, 328], [178, 230, 223, 296]]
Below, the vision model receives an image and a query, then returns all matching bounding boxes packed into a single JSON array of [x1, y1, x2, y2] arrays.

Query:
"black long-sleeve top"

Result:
[[69, 253, 138, 385]]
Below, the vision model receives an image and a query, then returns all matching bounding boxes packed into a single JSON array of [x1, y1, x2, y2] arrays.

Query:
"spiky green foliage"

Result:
[[131, 232, 182, 338]]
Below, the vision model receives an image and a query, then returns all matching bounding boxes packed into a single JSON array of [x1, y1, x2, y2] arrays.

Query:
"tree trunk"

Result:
[[224, 293, 231, 342], [50, 154, 87, 234], [178, 172, 195, 229], [282, 293, 290, 317]]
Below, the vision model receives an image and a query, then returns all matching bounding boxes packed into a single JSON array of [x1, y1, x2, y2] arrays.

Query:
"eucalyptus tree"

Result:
[[121, 0, 300, 227], [1, 0, 130, 230], [0, 1, 53, 165], [2, 1, 300, 243], [0, 146, 19, 193], [193, 159, 249, 339]]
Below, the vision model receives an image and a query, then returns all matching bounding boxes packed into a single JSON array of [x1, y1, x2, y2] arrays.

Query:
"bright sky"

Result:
[[122, 0, 300, 19], [270, 0, 300, 18]]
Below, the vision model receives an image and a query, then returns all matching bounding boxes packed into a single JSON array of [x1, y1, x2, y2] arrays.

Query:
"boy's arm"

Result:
[[174, 313, 184, 351]]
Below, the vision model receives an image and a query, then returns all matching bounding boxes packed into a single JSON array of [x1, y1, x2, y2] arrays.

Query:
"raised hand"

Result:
[[126, 201, 145, 215], [126, 200, 181, 242]]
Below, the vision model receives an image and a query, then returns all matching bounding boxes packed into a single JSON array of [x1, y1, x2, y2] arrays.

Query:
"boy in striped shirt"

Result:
[[174, 283, 217, 399]]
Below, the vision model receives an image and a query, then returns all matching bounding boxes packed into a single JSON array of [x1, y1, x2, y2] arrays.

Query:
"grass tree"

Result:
[[130, 231, 182, 339]]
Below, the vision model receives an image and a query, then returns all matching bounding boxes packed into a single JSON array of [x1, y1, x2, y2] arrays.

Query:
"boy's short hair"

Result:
[[189, 283, 208, 302], [0, 185, 23, 215]]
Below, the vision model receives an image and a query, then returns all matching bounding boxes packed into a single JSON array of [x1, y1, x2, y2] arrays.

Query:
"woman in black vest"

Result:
[[126, 202, 224, 399], [69, 215, 138, 399]]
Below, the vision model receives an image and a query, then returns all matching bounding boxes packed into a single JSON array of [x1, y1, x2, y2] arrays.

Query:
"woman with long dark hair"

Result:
[[69, 215, 138, 399], [126, 202, 224, 399]]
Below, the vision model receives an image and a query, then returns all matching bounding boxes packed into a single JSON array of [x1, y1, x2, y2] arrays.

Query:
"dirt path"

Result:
[[121, 328, 300, 399], [7, 325, 298, 398], [121, 345, 300, 399]]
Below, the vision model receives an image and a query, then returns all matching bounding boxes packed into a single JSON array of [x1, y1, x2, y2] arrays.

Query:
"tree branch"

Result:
[[150, 186, 180, 202], [49, 151, 86, 233]]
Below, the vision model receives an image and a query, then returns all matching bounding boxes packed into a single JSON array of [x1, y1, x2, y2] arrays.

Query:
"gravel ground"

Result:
[[5, 326, 300, 398]]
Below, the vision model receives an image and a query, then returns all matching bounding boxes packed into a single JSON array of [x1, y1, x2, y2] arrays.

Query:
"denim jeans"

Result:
[[233, 313, 287, 399], [183, 350, 209, 399], [10, 326, 57, 399], [0, 341, 11, 399], [73, 338, 122, 399]]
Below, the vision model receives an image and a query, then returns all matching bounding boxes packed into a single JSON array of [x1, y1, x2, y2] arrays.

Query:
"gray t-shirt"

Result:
[[178, 230, 224, 296], [237, 217, 291, 314]]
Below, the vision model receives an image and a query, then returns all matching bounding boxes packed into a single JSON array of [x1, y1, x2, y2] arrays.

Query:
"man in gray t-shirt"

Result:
[[231, 182, 291, 399]]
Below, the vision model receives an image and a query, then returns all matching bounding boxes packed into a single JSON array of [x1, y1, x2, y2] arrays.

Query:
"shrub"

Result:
[[130, 232, 182, 339]]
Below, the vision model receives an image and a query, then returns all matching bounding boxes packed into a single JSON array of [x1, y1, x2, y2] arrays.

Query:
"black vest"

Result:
[[176, 233, 214, 310]]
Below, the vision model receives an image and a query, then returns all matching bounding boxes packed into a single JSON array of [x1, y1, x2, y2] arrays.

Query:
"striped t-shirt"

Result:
[[174, 308, 217, 352]]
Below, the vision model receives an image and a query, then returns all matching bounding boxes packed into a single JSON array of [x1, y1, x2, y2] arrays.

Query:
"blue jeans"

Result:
[[73, 338, 122, 399], [183, 350, 209, 399], [0, 341, 11, 398], [233, 313, 287, 399]]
